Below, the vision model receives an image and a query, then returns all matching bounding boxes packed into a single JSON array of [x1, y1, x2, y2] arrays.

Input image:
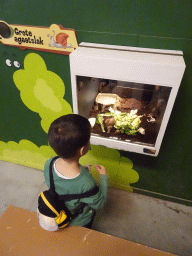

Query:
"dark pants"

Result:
[[83, 209, 96, 229]]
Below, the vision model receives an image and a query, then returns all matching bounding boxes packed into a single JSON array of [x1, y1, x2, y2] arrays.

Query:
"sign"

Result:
[[0, 21, 78, 55]]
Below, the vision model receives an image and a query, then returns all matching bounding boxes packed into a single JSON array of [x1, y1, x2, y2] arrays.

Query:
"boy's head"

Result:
[[48, 114, 91, 159]]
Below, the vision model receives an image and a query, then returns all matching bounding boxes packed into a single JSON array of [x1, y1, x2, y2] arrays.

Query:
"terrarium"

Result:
[[69, 43, 185, 156]]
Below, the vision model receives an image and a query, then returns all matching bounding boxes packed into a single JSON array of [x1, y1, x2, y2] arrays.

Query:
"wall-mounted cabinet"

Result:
[[70, 43, 186, 156]]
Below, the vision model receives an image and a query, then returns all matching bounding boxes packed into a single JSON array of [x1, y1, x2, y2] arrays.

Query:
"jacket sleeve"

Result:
[[80, 174, 109, 210]]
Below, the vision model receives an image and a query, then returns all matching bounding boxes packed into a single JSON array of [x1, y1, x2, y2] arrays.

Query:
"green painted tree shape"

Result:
[[0, 141, 139, 191], [13, 53, 72, 133], [9, 52, 139, 191]]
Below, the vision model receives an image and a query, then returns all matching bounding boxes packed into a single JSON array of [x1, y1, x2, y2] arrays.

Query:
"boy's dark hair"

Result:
[[48, 114, 91, 159]]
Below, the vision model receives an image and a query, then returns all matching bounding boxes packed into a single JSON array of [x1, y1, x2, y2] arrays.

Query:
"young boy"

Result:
[[43, 114, 108, 229]]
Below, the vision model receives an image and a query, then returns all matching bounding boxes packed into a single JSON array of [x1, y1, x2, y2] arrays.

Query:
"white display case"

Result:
[[69, 43, 185, 156]]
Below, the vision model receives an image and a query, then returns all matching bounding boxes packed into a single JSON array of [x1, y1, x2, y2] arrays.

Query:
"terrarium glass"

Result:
[[76, 76, 172, 147]]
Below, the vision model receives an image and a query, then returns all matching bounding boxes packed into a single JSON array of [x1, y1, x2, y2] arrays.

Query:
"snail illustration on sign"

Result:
[[47, 30, 72, 48]]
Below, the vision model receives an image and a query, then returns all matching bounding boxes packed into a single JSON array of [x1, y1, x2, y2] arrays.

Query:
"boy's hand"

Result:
[[95, 165, 108, 175]]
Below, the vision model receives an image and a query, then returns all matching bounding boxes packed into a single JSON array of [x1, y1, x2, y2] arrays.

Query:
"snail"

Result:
[[104, 117, 116, 133], [56, 32, 69, 47], [48, 30, 72, 48]]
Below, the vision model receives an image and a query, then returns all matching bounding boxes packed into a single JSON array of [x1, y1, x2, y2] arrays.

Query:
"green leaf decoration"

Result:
[[80, 145, 139, 191], [13, 53, 72, 133]]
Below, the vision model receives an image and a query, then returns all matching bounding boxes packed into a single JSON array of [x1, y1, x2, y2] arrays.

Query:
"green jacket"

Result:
[[44, 157, 109, 226]]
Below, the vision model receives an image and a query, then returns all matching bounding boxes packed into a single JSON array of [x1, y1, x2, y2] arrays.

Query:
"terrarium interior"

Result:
[[77, 76, 171, 148]]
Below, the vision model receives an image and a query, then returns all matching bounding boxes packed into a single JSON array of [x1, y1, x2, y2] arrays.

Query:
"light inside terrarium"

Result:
[[77, 76, 172, 147]]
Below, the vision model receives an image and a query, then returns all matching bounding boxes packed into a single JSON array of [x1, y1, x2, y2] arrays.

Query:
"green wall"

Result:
[[0, 0, 191, 204]]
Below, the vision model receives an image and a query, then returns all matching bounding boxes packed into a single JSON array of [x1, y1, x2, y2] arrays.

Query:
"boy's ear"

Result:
[[80, 146, 85, 156]]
